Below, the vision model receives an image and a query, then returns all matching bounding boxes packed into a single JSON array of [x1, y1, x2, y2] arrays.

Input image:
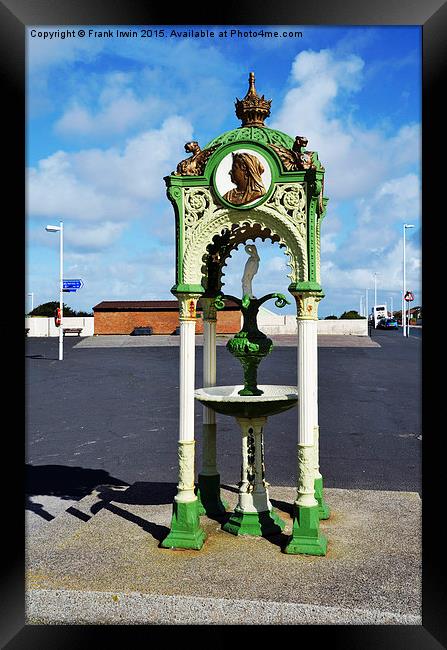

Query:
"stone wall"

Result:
[[257, 307, 368, 336], [25, 317, 94, 337]]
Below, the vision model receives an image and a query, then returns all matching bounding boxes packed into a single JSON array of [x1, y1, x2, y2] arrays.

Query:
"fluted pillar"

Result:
[[196, 297, 228, 517], [161, 293, 206, 550], [284, 291, 327, 555]]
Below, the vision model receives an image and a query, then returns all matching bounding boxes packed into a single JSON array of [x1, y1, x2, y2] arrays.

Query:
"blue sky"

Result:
[[26, 25, 421, 317]]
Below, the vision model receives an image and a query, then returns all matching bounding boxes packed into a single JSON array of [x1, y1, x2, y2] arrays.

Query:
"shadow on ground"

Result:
[[25, 467, 295, 547], [25, 463, 130, 521], [25, 464, 176, 539], [25, 463, 129, 499]]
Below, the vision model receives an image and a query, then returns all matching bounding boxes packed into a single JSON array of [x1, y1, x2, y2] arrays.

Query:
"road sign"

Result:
[[63, 279, 84, 292], [404, 291, 414, 302]]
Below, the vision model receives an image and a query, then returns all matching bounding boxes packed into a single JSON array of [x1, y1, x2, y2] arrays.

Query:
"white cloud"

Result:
[[82, 248, 176, 303], [68, 222, 127, 251], [290, 48, 364, 92], [271, 49, 420, 202], [27, 30, 102, 72], [54, 71, 168, 136], [321, 232, 421, 294], [30, 34, 242, 132], [270, 47, 421, 302], [27, 115, 193, 225], [321, 232, 338, 254], [338, 173, 421, 266]]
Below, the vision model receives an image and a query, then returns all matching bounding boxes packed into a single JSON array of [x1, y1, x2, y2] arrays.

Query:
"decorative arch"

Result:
[[182, 203, 308, 290], [203, 222, 282, 294]]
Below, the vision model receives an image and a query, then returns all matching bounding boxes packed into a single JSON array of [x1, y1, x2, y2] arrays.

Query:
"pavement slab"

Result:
[[26, 484, 421, 625], [73, 334, 380, 349]]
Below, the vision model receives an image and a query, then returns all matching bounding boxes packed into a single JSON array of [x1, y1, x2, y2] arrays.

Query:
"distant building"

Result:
[[92, 300, 241, 335]]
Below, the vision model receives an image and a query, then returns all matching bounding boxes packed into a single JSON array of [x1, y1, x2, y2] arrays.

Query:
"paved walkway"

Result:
[[74, 334, 380, 348], [26, 483, 420, 625]]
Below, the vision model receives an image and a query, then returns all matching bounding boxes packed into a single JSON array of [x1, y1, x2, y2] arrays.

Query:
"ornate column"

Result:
[[161, 293, 206, 550], [196, 297, 228, 517], [284, 291, 327, 555], [223, 417, 285, 536]]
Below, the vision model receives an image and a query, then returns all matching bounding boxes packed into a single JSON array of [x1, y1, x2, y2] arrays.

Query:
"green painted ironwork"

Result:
[[160, 499, 206, 550], [164, 131, 327, 294], [314, 476, 331, 520], [215, 292, 290, 396], [163, 87, 331, 555], [284, 504, 328, 556], [196, 473, 229, 518], [222, 507, 285, 537], [205, 125, 295, 150]]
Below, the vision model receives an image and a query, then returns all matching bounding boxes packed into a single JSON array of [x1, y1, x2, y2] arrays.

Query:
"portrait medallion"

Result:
[[214, 149, 272, 207]]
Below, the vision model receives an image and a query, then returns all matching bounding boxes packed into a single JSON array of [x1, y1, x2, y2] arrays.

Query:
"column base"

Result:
[[196, 473, 229, 518], [160, 498, 206, 550], [283, 504, 327, 556], [222, 507, 285, 537], [314, 476, 331, 520]]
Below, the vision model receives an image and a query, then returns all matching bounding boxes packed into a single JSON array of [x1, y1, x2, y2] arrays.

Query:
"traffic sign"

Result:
[[63, 279, 84, 291], [404, 291, 414, 302]]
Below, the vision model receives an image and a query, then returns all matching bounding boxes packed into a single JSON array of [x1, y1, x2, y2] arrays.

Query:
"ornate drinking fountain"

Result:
[[195, 245, 298, 536], [161, 72, 330, 555]]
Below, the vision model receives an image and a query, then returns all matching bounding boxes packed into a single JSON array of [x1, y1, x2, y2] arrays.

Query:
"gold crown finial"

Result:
[[235, 72, 272, 127], [248, 72, 256, 94]]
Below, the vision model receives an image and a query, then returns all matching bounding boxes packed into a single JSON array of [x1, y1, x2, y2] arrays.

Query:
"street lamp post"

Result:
[[27, 292, 34, 313], [373, 272, 379, 308], [403, 223, 414, 338], [45, 221, 64, 360], [365, 288, 368, 328]]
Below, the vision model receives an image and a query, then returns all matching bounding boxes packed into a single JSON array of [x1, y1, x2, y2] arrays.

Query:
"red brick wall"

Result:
[[94, 310, 241, 335], [216, 310, 241, 334]]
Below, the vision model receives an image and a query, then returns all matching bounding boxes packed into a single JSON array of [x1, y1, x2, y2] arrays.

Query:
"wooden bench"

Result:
[[131, 326, 153, 336], [63, 327, 83, 336]]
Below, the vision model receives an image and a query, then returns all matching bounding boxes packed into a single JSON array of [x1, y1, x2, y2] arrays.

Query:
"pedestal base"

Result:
[[161, 498, 206, 550], [314, 477, 331, 520], [284, 504, 327, 556], [196, 473, 229, 518], [222, 507, 285, 537]]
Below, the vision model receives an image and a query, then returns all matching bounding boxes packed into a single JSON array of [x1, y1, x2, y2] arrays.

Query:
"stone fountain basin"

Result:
[[194, 385, 298, 418]]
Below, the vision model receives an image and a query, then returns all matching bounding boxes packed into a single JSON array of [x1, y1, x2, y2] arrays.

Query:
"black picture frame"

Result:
[[5, 0, 443, 646]]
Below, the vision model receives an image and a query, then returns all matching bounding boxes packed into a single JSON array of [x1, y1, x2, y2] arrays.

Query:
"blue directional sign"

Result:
[[63, 279, 84, 292]]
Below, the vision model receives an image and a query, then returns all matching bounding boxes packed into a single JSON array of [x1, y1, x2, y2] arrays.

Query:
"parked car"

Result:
[[377, 317, 399, 330]]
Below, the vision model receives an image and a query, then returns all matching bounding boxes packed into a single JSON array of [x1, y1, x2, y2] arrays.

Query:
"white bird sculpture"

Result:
[[241, 244, 260, 298]]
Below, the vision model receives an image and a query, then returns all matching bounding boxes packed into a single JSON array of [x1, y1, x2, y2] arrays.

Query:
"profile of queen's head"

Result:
[[223, 152, 266, 206]]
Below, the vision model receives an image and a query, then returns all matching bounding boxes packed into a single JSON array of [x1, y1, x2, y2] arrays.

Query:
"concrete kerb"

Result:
[[26, 484, 421, 625], [26, 590, 420, 625]]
